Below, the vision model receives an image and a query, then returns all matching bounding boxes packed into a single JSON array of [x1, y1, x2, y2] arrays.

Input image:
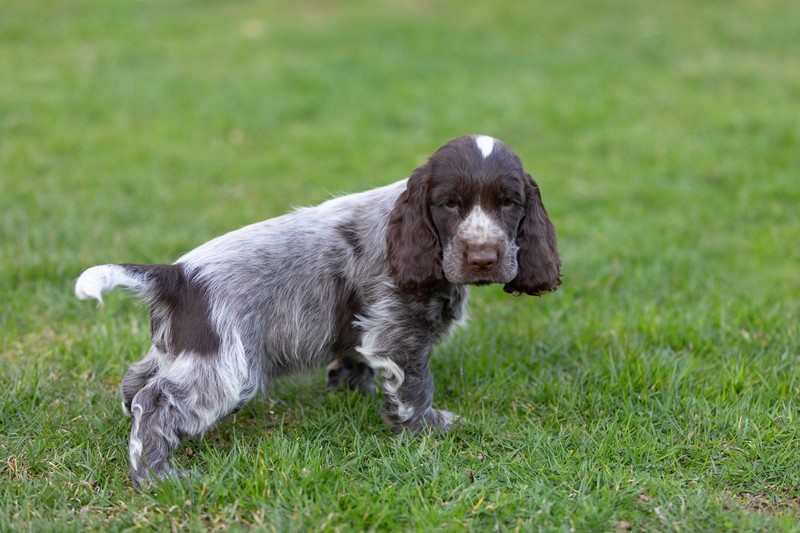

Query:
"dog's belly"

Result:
[[253, 299, 360, 378]]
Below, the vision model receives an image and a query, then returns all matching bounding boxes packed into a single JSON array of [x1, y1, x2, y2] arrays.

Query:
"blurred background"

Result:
[[2, 1, 798, 305]]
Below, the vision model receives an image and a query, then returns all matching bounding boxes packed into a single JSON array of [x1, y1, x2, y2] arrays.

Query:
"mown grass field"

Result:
[[2, 0, 799, 530]]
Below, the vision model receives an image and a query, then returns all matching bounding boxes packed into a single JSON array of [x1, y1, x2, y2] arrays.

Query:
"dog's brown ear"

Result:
[[504, 173, 561, 296], [387, 164, 444, 290]]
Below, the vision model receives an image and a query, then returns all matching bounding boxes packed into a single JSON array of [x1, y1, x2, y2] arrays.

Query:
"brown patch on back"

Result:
[[121, 263, 221, 356]]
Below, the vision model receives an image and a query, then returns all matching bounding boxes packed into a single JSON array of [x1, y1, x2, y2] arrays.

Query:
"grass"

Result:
[[1, 0, 799, 530]]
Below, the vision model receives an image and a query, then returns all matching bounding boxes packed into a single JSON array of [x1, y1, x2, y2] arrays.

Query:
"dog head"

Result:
[[387, 135, 561, 295]]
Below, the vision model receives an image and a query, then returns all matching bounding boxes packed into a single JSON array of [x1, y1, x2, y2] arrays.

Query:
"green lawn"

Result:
[[2, 0, 799, 530]]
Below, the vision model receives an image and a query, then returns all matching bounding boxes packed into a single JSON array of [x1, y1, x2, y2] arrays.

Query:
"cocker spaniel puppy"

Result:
[[75, 135, 561, 487]]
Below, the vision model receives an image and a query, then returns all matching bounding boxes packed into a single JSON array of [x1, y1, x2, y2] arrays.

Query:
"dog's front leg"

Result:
[[383, 359, 457, 434], [358, 342, 456, 434], [326, 356, 377, 395]]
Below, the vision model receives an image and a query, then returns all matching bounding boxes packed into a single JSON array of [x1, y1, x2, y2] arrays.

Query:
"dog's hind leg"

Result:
[[127, 353, 256, 489], [121, 348, 159, 417]]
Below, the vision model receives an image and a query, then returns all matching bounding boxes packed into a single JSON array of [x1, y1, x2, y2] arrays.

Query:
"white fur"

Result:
[[357, 344, 405, 392], [475, 135, 495, 158], [459, 205, 503, 245], [129, 405, 143, 472], [396, 403, 415, 422], [75, 264, 143, 305], [159, 342, 250, 432]]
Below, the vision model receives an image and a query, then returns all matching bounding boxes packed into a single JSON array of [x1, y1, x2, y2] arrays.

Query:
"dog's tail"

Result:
[[75, 263, 182, 306]]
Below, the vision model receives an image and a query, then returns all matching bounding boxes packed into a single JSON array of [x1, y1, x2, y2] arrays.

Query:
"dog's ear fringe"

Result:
[[386, 164, 445, 291], [503, 174, 561, 296]]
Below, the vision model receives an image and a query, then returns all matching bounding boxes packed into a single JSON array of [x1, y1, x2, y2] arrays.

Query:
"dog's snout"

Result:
[[466, 248, 498, 268]]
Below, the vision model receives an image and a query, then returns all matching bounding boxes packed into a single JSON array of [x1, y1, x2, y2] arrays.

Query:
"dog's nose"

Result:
[[467, 248, 498, 268]]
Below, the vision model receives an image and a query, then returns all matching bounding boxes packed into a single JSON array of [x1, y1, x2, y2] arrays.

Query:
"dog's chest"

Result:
[[425, 285, 468, 328]]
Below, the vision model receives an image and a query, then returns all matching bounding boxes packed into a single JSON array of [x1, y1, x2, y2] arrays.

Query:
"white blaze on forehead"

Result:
[[475, 135, 496, 158]]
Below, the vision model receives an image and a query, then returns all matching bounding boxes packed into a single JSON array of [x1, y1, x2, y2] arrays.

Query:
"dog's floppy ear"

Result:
[[504, 173, 561, 296], [387, 164, 445, 290]]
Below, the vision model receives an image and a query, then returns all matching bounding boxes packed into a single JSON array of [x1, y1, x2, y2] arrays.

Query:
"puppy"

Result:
[[75, 135, 560, 487]]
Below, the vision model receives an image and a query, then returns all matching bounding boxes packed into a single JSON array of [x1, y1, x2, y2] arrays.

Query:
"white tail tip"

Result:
[[75, 267, 107, 305], [75, 264, 143, 306]]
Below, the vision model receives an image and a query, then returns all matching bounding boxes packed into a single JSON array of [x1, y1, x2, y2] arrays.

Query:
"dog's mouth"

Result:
[[468, 266, 499, 281], [447, 265, 515, 286]]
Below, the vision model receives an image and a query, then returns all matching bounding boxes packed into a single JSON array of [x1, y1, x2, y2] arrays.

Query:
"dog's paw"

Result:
[[425, 408, 464, 433], [131, 465, 192, 491], [326, 359, 377, 395]]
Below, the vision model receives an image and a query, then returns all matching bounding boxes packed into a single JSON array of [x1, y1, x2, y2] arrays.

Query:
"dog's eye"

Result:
[[441, 199, 459, 210], [502, 198, 519, 208]]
